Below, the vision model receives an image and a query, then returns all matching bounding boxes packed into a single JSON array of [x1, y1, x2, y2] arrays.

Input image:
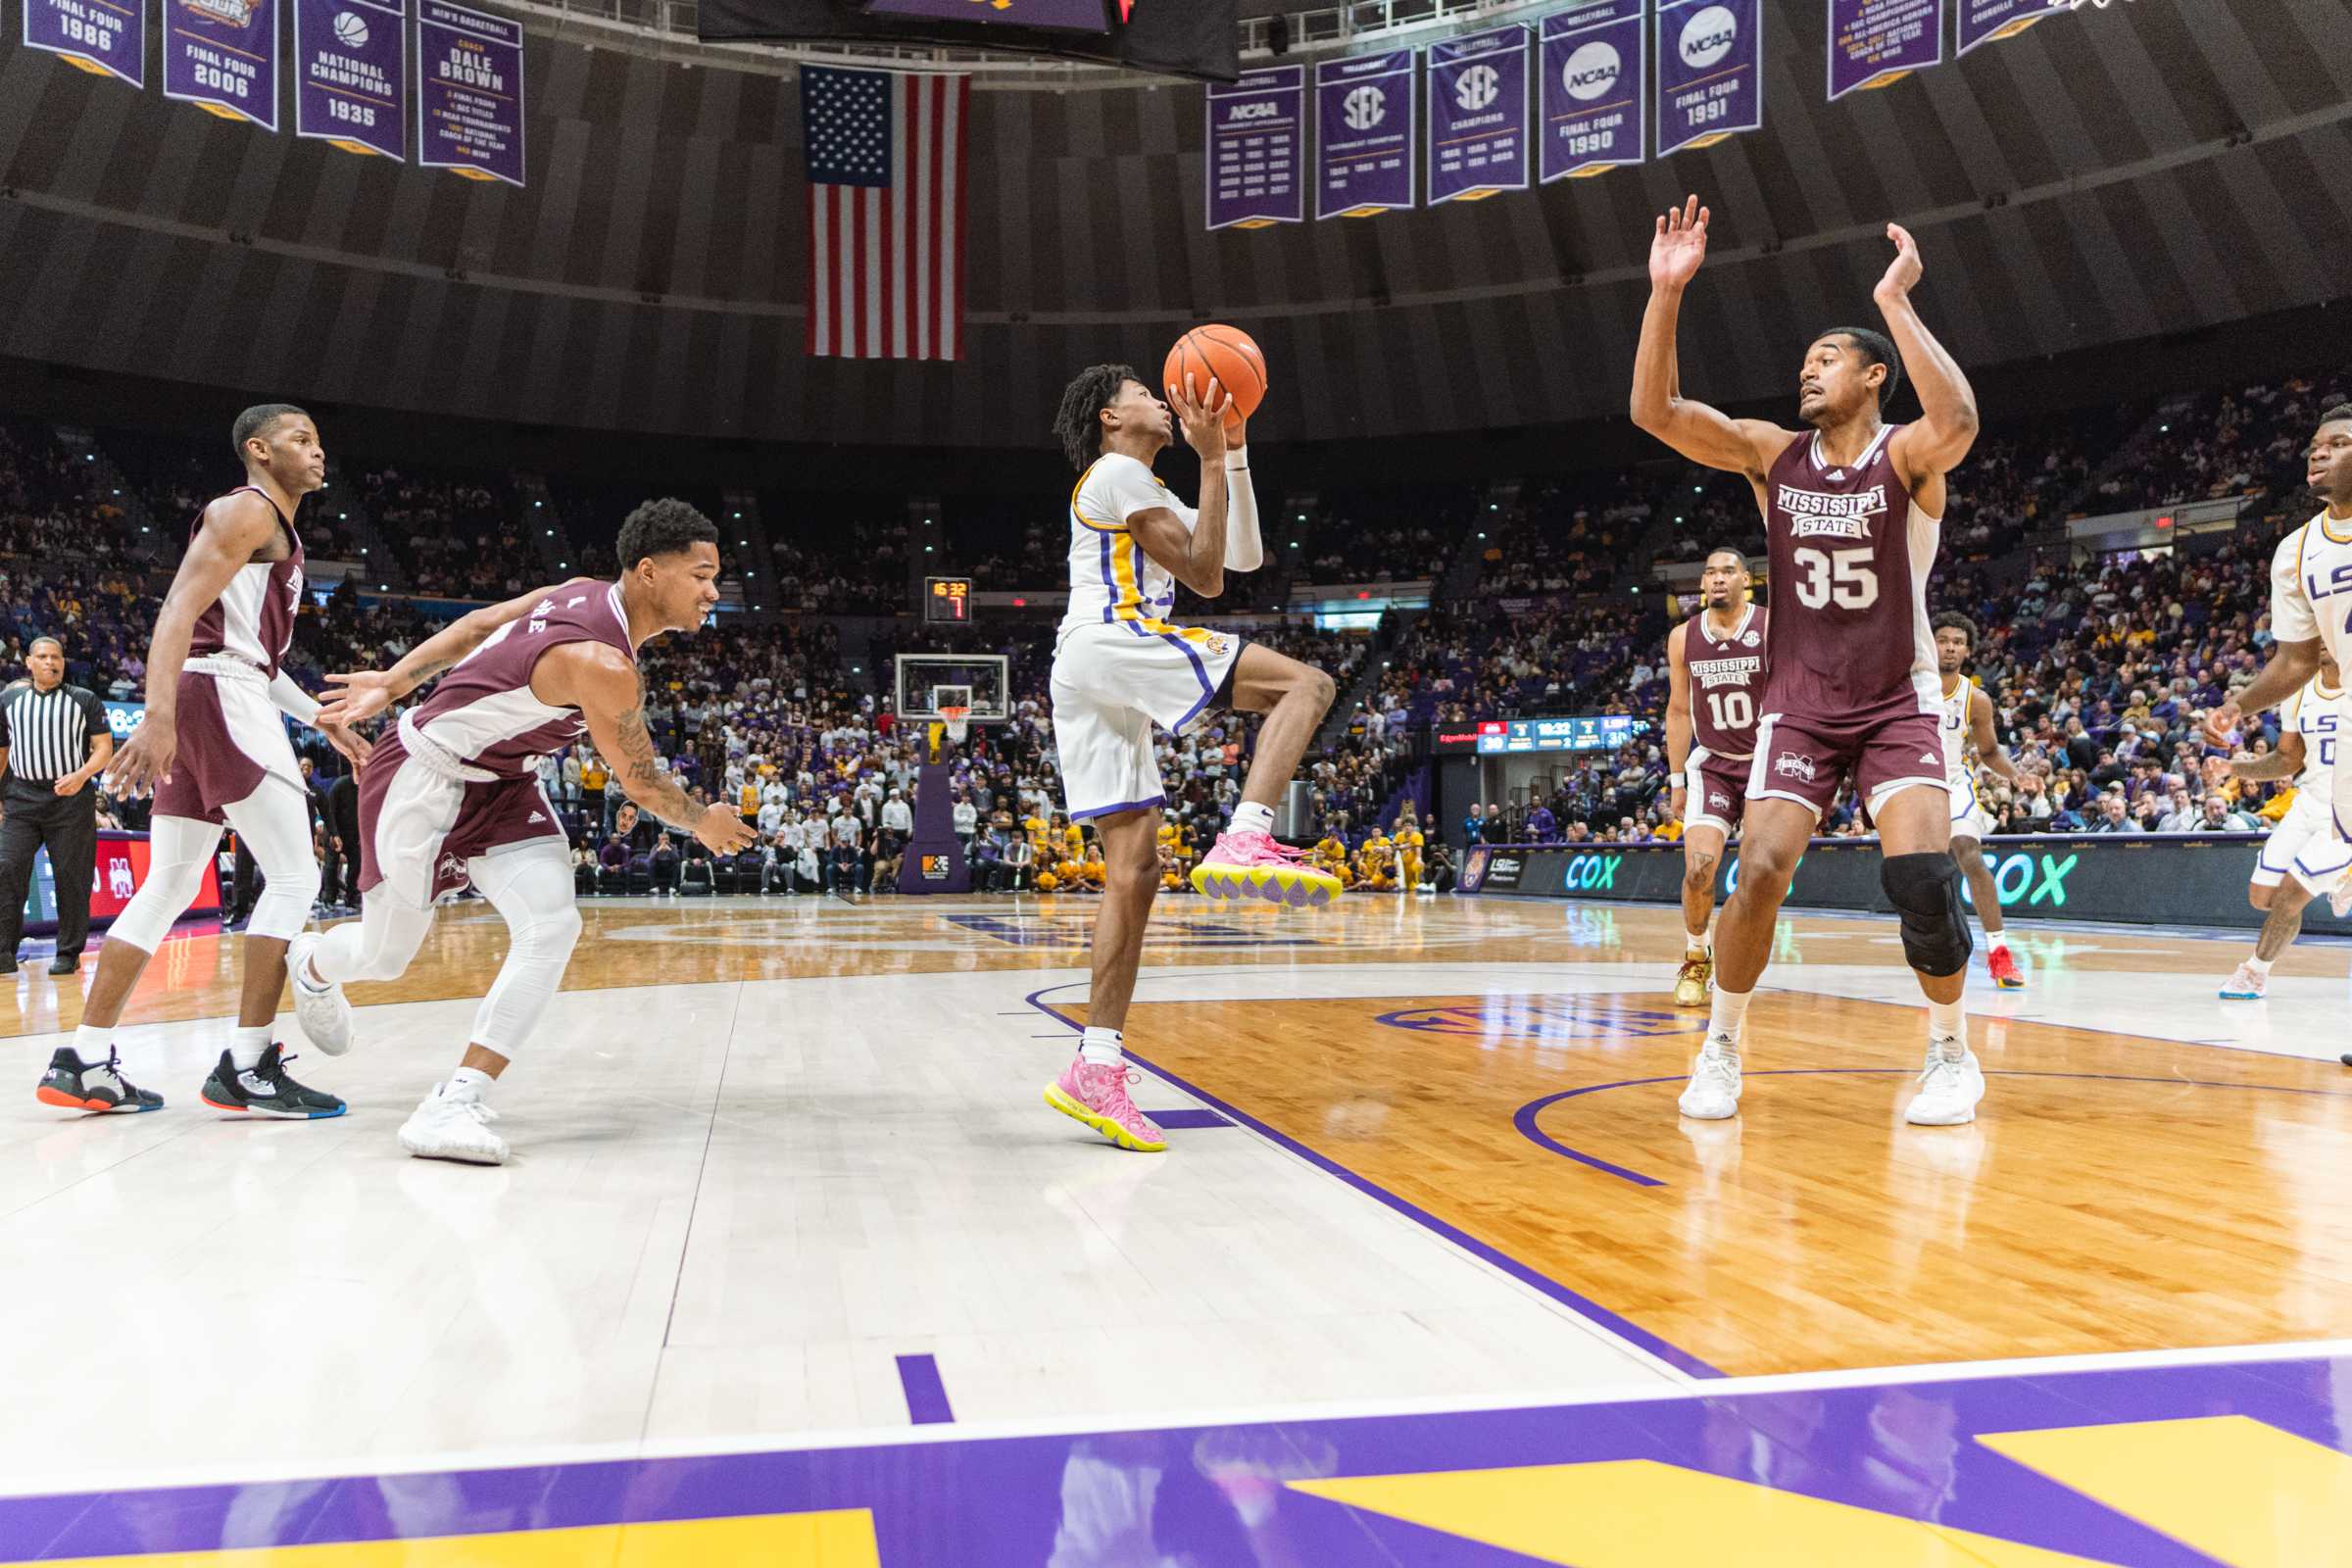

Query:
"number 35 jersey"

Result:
[[1761, 423, 1941, 725]]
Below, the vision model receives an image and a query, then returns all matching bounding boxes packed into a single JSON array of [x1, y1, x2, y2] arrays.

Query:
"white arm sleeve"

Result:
[[1222, 447, 1263, 573], [2272, 528, 2319, 644], [267, 670, 321, 727]]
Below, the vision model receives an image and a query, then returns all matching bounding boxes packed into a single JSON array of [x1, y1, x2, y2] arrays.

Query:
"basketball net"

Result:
[[938, 706, 969, 765]]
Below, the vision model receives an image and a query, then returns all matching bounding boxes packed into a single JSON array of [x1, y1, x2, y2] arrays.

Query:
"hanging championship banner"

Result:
[[1316, 48, 1415, 220], [1426, 24, 1528, 205], [1205, 64, 1305, 230], [165, 0, 280, 129], [1957, 0, 2067, 55], [1828, 0, 1941, 98], [24, 0, 147, 87], [416, 0, 523, 185], [1657, 0, 1760, 156], [297, 0, 406, 158], [1540, 0, 1644, 182]]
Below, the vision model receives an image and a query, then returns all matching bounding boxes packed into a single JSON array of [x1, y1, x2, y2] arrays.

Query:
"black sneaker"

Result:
[[37, 1048, 164, 1113], [199, 1044, 347, 1119], [47, 955, 77, 976]]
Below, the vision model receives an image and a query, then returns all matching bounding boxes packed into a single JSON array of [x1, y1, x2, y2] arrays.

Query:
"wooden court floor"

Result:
[[7, 892, 2350, 1390]]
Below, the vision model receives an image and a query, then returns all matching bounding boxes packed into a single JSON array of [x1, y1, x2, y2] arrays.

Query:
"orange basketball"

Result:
[[1163, 323, 1267, 424]]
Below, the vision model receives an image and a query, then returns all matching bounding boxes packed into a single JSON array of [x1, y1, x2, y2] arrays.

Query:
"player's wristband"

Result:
[[1223, 446, 1250, 473]]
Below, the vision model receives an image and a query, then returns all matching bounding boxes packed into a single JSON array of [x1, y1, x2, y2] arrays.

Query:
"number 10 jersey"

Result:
[[1760, 423, 1941, 725]]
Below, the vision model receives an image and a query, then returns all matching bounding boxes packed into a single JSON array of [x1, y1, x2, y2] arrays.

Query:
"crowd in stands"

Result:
[[350, 464, 542, 599]]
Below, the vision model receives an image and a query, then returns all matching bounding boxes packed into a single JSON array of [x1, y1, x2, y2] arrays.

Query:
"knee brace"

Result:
[[108, 851, 215, 952], [1882, 853, 1973, 978], [245, 854, 321, 943]]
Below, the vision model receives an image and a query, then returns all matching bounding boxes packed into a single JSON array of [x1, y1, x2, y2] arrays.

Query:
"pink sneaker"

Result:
[[1045, 1057, 1168, 1152], [1189, 830, 1344, 907]]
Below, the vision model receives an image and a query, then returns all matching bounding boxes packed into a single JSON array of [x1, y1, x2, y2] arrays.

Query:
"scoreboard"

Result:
[[924, 575, 973, 624], [865, 0, 1110, 30], [1475, 715, 1648, 755]]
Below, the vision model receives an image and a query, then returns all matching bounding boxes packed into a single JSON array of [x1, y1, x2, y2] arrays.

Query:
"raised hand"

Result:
[[317, 669, 401, 728], [1648, 195, 1710, 291], [1876, 221, 1923, 302], [1167, 371, 1230, 462]]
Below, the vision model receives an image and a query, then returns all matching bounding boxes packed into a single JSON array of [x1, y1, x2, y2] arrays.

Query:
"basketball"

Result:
[[331, 9, 368, 46], [1163, 324, 1266, 424]]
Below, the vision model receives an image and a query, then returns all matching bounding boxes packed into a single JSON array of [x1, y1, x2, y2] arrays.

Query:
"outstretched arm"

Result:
[[1630, 196, 1795, 479], [1876, 224, 1980, 483], [316, 579, 596, 727]]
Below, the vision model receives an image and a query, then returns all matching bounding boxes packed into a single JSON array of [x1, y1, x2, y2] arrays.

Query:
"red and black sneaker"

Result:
[[36, 1048, 164, 1113], [1987, 944, 2025, 991]]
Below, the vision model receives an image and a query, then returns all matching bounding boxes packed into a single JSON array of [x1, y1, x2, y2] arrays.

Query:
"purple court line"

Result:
[[895, 1353, 955, 1425], [1516, 1067, 2352, 1188], [1148, 1108, 1232, 1130], [1022, 983, 1727, 1381]]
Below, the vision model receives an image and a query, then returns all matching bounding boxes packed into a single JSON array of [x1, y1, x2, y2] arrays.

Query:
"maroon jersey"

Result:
[[187, 486, 304, 679], [405, 579, 635, 780], [1760, 424, 1938, 723], [1684, 604, 1768, 758]]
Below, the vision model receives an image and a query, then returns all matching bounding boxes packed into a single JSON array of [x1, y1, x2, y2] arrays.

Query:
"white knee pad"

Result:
[[468, 844, 583, 1058], [309, 892, 436, 984], [107, 830, 220, 953], [247, 870, 321, 944], [222, 777, 324, 943]]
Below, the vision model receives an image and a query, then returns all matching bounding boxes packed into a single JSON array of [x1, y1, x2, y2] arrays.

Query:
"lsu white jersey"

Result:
[[1059, 453, 1194, 643], [1938, 676, 1979, 786], [2271, 507, 2352, 675], [2280, 676, 2343, 807]]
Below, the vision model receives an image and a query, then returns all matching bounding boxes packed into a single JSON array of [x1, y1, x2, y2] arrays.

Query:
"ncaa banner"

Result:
[[416, 0, 523, 185], [1426, 24, 1528, 205], [1204, 65, 1305, 230], [165, 0, 280, 130], [1957, 0, 2068, 55], [1657, 0, 1761, 156], [24, 0, 147, 87], [297, 0, 406, 159], [1828, 0, 1942, 99], [1316, 48, 1415, 220], [1539, 0, 1643, 182]]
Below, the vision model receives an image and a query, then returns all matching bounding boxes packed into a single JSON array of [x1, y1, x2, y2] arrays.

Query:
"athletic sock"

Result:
[[230, 1025, 271, 1072], [1229, 802, 1275, 838], [1684, 932, 1709, 958], [1927, 997, 1967, 1058], [72, 1023, 111, 1064], [1705, 985, 1750, 1047], [1079, 1026, 1124, 1068], [447, 1066, 495, 1102], [2245, 956, 2274, 978]]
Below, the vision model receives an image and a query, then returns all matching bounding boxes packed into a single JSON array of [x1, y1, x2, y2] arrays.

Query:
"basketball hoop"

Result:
[[941, 706, 970, 747]]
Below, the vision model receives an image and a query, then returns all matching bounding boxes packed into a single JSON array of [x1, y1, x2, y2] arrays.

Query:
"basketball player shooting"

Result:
[[37, 406, 369, 1121], [1633, 197, 1986, 1127], [1041, 365, 1339, 1153], [291, 501, 757, 1164]]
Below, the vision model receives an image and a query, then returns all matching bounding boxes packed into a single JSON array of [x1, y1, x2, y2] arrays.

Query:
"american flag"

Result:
[[802, 65, 969, 362]]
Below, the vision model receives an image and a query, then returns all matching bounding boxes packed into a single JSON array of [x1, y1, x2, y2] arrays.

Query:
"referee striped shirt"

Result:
[[2, 680, 106, 787]]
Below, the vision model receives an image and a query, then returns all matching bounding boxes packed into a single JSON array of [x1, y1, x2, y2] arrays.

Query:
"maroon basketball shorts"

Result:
[[1746, 709, 1949, 824], [1683, 747, 1751, 838]]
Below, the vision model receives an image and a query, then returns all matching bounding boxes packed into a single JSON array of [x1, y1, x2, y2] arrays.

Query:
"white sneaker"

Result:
[[1677, 1036, 1742, 1120], [399, 1085, 508, 1165], [1906, 1045, 1985, 1126], [284, 933, 355, 1056], [2218, 962, 2268, 1001]]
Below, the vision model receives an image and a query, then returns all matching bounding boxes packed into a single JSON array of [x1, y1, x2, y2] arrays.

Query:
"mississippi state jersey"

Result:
[[187, 486, 305, 679], [1938, 676, 1980, 785], [1760, 425, 1939, 722], [405, 579, 638, 781], [2280, 676, 2342, 808], [1685, 604, 1768, 758]]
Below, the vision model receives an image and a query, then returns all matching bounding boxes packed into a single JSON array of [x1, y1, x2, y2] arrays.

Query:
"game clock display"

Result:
[[924, 575, 973, 624], [863, 0, 1113, 32]]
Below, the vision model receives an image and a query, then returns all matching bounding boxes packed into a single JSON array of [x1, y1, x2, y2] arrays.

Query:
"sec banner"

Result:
[[1657, 0, 1761, 156], [1539, 0, 1643, 183], [1205, 65, 1305, 230], [417, 0, 524, 185], [24, 0, 147, 87], [1316, 49, 1415, 220], [1828, 0, 1941, 99], [165, 0, 280, 130], [1957, 0, 2068, 55], [298, 0, 406, 159], [1426, 25, 1528, 205]]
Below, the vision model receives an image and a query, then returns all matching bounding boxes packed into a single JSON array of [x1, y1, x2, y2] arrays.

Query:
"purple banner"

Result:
[[1204, 65, 1305, 230], [1657, 0, 1761, 156], [164, 0, 280, 130], [1316, 48, 1415, 220], [416, 0, 523, 185], [1427, 24, 1528, 205], [1539, 0, 1643, 183], [865, 0, 1106, 28], [1956, 0, 2068, 55], [23, 0, 147, 86], [297, 0, 406, 159], [1828, 0, 1942, 98]]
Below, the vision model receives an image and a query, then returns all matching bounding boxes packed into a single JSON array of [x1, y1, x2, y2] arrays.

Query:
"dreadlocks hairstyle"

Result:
[[1053, 364, 1143, 473], [1814, 327, 1903, 412]]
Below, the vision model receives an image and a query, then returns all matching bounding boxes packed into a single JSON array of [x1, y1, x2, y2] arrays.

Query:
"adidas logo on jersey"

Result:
[[1921, 753, 1939, 765], [1828, 469, 1845, 479], [527, 811, 547, 824]]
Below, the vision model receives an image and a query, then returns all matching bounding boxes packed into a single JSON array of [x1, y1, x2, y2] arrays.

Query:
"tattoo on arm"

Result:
[[613, 706, 704, 829]]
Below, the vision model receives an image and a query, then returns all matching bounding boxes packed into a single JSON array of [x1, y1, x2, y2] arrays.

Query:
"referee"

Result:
[[0, 637, 114, 975]]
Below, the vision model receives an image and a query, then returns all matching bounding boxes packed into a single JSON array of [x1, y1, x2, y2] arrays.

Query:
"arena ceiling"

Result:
[[0, 0, 2345, 449]]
